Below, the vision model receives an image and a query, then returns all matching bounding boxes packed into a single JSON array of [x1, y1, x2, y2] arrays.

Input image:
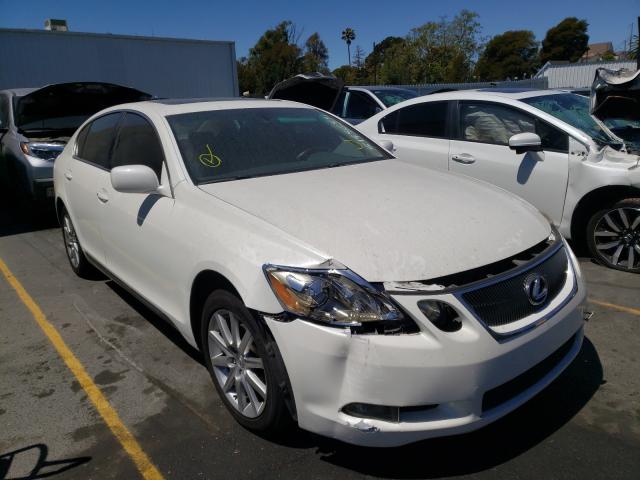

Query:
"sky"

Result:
[[0, 0, 638, 69]]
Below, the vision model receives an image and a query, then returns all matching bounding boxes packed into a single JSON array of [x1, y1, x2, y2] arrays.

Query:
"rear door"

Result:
[[375, 100, 451, 171], [64, 112, 122, 266], [449, 101, 569, 224]]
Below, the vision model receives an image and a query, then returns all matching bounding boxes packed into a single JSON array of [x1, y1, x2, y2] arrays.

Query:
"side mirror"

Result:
[[379, 139, 395, 152], [508, 132, 542, 154], [110, 165, 159, 194]]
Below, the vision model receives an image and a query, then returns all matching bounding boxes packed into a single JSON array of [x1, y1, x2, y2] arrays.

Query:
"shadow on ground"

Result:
[[0, 444, 90, 480]]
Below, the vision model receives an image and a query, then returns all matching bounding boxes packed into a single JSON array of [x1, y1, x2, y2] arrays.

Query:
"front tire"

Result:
[[200, 290, 291, 433], [586, 198, 640, 272]]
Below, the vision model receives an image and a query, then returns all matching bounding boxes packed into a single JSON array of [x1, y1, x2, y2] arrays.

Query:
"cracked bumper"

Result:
[[265, 253, 586, 447]]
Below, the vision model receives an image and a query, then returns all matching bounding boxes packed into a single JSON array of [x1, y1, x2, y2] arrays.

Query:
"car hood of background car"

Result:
[[14, 82, 152, 129], [198, 160, 551, 282], [267, 73, 343, 112]]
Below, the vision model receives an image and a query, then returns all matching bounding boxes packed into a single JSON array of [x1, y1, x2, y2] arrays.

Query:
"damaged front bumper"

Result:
[[265, 250, 586, 447]]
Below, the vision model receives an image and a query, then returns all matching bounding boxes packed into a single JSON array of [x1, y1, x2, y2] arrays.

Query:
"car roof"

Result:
[[348, 86, 416, 93], [96, 97, 316, 117]]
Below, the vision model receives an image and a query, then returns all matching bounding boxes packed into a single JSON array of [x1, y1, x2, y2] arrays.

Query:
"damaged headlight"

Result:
[[264, 265, 404, 326], [20, 142, 64, 161]]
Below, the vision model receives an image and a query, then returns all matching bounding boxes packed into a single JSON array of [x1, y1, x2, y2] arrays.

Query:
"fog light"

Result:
[[342, 403, 399, 422], [418, 300, 462, 332]]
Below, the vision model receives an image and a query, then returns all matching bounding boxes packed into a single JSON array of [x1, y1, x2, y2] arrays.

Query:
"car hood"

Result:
[[268, 73, 343, 112], [14, 82, 152, 129], [591, 68, 640, 122], [198, 160, 551, 282]]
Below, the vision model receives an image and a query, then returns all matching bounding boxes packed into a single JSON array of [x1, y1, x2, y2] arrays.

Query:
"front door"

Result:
[[99, 112, 177, 314], [449, 101, 570, 225]]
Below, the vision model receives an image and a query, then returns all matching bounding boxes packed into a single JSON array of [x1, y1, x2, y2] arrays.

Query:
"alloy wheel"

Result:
[[593, 207, 640, 270], [207, 309, 267, 418], [63, 214, 81, 269]]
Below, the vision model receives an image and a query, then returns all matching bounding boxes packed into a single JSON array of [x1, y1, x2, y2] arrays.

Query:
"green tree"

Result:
[[247, 21, 301, 95], [332, 65, 358, 84], [377, 10, 482, 85], [364, 36, 405, 84], [236, 57, 257, 95], [341, 28, 356, 65], [475, 30, 539, 81], [540, 17, 589, 63], [302, 33, 329, 73]]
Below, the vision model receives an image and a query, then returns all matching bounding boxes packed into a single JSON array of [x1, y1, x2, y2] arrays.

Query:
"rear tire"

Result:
[[61, 208, 98, 278], [586, 198, 640, 273], [200, 290, 292, 434]]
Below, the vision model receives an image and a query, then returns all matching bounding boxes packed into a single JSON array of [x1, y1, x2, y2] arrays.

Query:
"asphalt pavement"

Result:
[[0, 206, 639, 480]]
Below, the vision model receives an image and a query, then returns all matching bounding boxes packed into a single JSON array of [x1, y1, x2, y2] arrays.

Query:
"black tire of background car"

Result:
[[61, 209, 100, 278], [586, 197, 640, 273], [200, 290, 293, 435]]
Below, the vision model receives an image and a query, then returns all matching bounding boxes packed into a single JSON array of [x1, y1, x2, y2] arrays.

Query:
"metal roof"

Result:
[[534, 60, 637, 89]]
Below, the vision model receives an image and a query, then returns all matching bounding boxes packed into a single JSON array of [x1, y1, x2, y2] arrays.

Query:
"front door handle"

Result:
[[451, 153, 476, 164], [64, 171, 73, 180], [97, 190, 109, 203]]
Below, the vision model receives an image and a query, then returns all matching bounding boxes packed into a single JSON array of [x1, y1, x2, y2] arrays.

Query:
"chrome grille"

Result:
[[461, 246, 569, 329]]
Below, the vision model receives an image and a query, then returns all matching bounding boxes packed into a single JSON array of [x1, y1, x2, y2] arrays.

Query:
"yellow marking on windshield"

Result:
[[199, 144, 222, 168], [342, 139, 365, 150]]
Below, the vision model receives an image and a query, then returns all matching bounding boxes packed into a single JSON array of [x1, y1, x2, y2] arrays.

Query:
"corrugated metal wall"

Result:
[[535, 60, 637, 89], [363, 78, 548, 95], [0, 29, 238, 98]]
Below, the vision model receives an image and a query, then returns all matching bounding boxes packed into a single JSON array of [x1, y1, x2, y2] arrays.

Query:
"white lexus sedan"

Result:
[[54, 99, 586, 447]]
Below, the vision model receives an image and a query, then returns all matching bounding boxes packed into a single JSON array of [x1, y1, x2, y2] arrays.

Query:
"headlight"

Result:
[[264, 265, 404, 326], [20, 142, 64, 161]]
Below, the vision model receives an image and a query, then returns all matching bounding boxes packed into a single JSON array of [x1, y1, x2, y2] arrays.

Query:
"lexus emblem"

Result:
[[523, 273, 548, 306]]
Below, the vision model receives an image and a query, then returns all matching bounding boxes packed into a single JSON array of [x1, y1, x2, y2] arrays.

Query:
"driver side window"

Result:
[[345, 91, 380, 120], [111, 113, 165, 180]]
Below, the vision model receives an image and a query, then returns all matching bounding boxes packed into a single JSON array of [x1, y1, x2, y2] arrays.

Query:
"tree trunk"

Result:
[[347, 43, 351, 66]]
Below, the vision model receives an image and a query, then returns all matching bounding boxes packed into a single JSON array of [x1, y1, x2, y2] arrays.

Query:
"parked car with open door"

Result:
[[268, 73, 417, 124]]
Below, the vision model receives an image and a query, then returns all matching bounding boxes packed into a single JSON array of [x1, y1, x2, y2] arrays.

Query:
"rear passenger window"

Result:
[[77, 113, 121, 169], [380, 102, 448, 138], [111, 113, 164, 179]]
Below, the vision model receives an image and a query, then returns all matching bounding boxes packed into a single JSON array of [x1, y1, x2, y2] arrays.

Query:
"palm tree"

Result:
[[341, 28, 356, 65]]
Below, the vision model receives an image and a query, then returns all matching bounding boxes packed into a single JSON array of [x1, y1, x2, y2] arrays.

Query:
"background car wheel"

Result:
[[200, 290, 292, 434], [61, 209, 98, 278], [587, 198, 640, 273]]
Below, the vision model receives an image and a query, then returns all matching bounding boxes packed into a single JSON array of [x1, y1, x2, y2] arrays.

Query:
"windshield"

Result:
[[371, 89, 418, 107], [167, 107, 391, 184], [521, 93, 619, 146]]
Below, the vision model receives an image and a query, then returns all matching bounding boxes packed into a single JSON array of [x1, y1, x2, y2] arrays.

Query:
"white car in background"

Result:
[[357, 89, 640, 272], [54, 99, 585, 447]]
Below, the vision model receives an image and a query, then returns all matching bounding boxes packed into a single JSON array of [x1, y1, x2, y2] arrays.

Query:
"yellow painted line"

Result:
[[0, 258, 164, 480], [589, 298, 640, 317]]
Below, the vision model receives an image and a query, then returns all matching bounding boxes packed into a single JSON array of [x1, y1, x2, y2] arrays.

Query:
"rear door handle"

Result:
[[64, 171, 73, 180], [451, 153, 476, 164], [97, 190, 109, 203]]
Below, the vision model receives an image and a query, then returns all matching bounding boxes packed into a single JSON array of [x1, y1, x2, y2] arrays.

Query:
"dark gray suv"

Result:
[[0, 82, 150, 206]]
